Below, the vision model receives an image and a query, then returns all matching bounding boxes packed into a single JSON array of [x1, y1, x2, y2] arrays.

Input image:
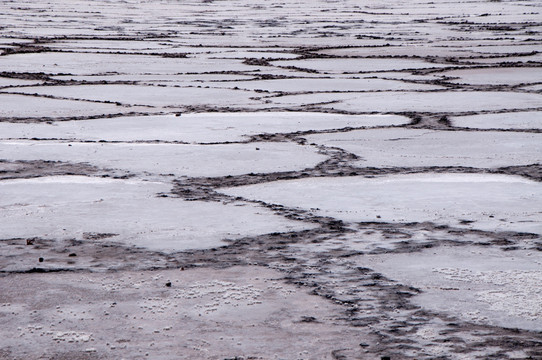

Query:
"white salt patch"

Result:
[[3, 85, 258, 109], [0, 94, 136, 119], [434, 269, 542, 321], [0, 176, 312, 251], [209, 78, 443, 92], [365, 246, 542, 331], [271, 91, 542, 113], [50, 73, 254, 83], [305, 128, 542, 167], [462, 44, 542, 54], [316, 46, 474, 58], [466, 53, 542, 64], [0, 52, 257, 75], [271, 58, 448, 73], [441, 67, 542, 85], [52, 331, 92, 343], [0, 113, 409, 143], [451, 112, 542, 130], [220, 173, 542, 235], [0, 77, 43, 87], [47, 39, 172, 51], [522, 84, 542, 92], [0, 140, 327, 177]]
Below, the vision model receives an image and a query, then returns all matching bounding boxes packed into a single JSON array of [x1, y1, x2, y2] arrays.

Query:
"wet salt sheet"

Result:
[[0, 141, 326, 177], [0, 93, 135, 119], [220, 173, 542, 235], [0, 113, 409, 143], [451, 112, 542, 130], [0, 176, 312, 251], [271, 91, 542, 113], [305, 128, 542, 167], [365, 246, 542, 331]]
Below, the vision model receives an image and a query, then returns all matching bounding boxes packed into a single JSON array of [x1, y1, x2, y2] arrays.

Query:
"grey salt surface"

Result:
[[220, 173, 542, 235], [364, 246, 542, 331], [0, 176, 314, 251], [1, 0, 542, 359]]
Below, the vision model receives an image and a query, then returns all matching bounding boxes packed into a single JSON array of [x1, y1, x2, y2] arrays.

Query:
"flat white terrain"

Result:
[[0, 176, 312, 252], [0, 113, 409, 143], [0, 0, 541, 359], [0, 141, 326, 177], [305, 128, 542, 167], [220, 173, 542, 235], [0, 94, 139, 119], [451, 112, 542, 130]]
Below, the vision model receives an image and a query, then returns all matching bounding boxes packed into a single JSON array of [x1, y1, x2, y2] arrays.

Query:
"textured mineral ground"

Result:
[[0, 0, 541, 359]]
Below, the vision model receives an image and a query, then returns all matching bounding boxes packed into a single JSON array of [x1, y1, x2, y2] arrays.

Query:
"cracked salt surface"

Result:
[[0, 267, 358, 359], [365, 246, 542, 331], [451, 111, 542, 130], [0, 140, 327, 177], [50, 73, 255, 84], [0, 77, 44, 87], [272, 91, 542, 113], [207, 77, 444, 92], [0, 176, 313, 251], [0, 113, 409, 143], [306, 128, 542, 168], [220, 173, 542, 235], [0, 93, 137, 119], [440, 67, 542, 86], [271, 58, 449, 73], [0, 52, 258, 75], [3, 84, 261, 109], [1, 0, 542, 357]]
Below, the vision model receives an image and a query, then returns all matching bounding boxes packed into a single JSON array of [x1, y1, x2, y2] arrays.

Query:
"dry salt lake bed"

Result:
[[0, 0, 542, 359]]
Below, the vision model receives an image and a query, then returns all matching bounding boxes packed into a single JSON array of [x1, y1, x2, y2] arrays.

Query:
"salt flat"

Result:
[[0, 267, 360, 359], [0, 176, 312, 252], [0, 113, 409, 143], [208, 77, 444, 92], [306, 128, 542, 167], [0, 93, 139, 120], [0, 52, 258, 75], [272, 91, 542, 113], [0, 140, 326, 177], [1, 0, 541, 359], [441, 67, 542, 85], [3, 84, 260, 109], [271, 58, 449, 73], [451, 112, 542, 130], [220, 173, 542, 235], [365, 246, 542, 331]]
